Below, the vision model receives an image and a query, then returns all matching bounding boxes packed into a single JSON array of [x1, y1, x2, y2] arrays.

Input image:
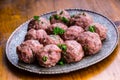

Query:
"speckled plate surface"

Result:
[[6, 9, 119, 74]]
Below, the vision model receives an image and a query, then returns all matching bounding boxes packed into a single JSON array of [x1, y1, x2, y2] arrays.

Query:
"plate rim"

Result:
[[6, 8, 119, 74]]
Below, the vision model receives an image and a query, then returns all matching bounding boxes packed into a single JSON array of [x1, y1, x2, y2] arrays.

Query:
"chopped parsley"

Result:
[[58, 58, 65, 65], [58, 61, 64, 65], [58, 44, 67, 51], [61, 17, 69, 23], [34, 16, 40, 21], [49, 16, 52, 21], [88, 25, 95, 32], [60, 11, 63, 15], [53, 27, 65, 35], [54, 14, 60, 20], [42, 56, 48, 62]]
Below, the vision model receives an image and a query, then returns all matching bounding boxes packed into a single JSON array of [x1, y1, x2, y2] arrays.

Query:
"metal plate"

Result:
[[6, 9, 119, 74]]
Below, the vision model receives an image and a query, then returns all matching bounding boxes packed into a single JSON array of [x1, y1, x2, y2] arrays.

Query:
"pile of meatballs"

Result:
[[17, 10, 107, 67]]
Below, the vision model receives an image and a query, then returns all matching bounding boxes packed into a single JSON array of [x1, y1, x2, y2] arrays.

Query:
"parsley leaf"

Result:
[[49, 16, 52, 21], [54, 14, 60, 20], [53, 27, 65, 35], [60, 11, 63, 15], [42, 56, 48, 62], [88, 25, 95, 32], [33, 16, 40, 21], [58, 58, 65, 65], [61, 17, 69, 23], [58, 61, 64, 65], [57, 44, 67, 51]]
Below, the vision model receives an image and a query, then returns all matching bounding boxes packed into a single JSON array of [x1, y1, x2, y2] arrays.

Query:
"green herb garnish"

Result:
[[34, 16, 40, 21], [49, 16, 52, 21], [53, 27, 65, 35], [58, 44, 67, 51], [88, 25, 95, 32], [60, 11, 63, 15], [58, 58, 65, 65], [54, 14, 60, 20], [58, 61, 64, 65], [61, 17, 69, 23], [42, 56, 48, 62]]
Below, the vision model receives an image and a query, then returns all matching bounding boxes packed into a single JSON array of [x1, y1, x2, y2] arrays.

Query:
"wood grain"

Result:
[[0, 0, 120, 80]]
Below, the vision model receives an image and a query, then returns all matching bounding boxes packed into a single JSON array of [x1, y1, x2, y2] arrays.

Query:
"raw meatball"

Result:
[[63, 40, 84, 63], [28, 17, 50, 31], [77, 31, 102, 55], [63, 26, 84, 40], [70, 12, 93, 29], [17, 40, 43, 63], [86, 23, 107, 40], [44, 35, 64, 45], [48, 23, 68, 33], [36, 44, 61, 67], [25, 29, 48, 44], [50, 10, 70, 24]]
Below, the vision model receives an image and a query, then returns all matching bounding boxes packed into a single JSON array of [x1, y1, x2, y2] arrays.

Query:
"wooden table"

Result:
[[0, 0, 120, 80]]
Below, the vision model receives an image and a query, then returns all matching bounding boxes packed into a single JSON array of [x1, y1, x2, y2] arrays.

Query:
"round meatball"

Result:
[[70, 12, 93, 29], [25, 29, 48, 44], [44, 35, 64, 45], [48, 23, 68, 33], [28, 17, 50, 31], [63, 26, 84, 40], [63, 40, 84, 63], [50, 10, 70, 24], [77, 31, 102, 55], [17, 40, 43, 63], [36, 44, 61, 67], [86, 23, 107, 40]]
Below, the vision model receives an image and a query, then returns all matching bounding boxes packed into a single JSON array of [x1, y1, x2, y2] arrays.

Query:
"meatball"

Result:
[[25, 29, 48, 44], [28, 17, 50, 31], [44, 35, 64, 45], [63, 26, 84, 40], [85, 23, 107, 40], [77, 31, 102, 55], [36, 44, 61, 67], [70, 12, 93, 29], [17, 40, 43, 63], [50, 10, 70, 24], [48, 23, 68, 33], [63, 40, 84, 63]]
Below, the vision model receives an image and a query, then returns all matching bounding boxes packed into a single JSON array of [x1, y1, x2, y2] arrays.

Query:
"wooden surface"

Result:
[[0, 0, 120, 80]]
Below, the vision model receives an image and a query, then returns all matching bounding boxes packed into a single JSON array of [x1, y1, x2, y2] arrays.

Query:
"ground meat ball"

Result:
[[63, 26, 84, 40], [70, 12, 93, 29], [28, 17, 50, 31], [77, 31, 102, 55], [44, 35, 64, 45], [36, 44, 61, 67], [63, 40, 84, 63], [50, 10, 70, 24], [25, 29, 48, 44], [17, 40, 43, 63], [85, 23, 107, 40], [48, 23, 68, 33]]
